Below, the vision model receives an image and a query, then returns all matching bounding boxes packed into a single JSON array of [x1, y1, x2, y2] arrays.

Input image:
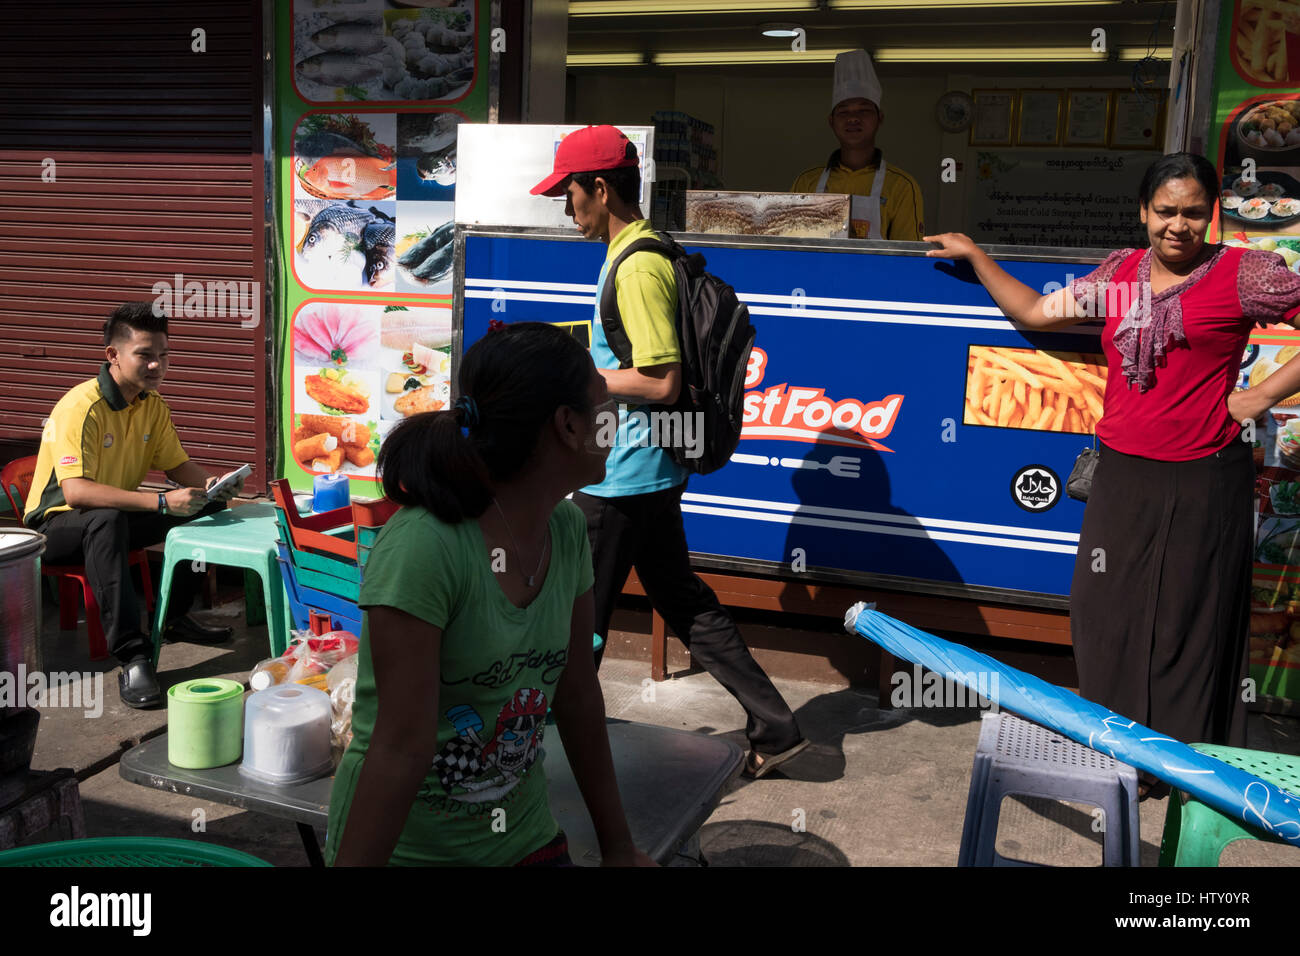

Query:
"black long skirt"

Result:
[[1070, 438, 1253, 747]]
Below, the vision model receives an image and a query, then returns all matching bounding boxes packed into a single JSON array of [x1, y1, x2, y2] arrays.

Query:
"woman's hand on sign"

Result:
[[924, 232, 980, 261], [1227, 387, 1274, 427]]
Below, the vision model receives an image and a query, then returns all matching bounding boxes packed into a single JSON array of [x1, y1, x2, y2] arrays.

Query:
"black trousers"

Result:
[[574, 483, 802, 755], [1070, 440, 1252, 747], [38, 500, 226, 664]]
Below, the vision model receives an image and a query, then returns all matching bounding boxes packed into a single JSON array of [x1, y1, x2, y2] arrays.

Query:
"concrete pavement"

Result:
[[13, 579, 1300, 867]]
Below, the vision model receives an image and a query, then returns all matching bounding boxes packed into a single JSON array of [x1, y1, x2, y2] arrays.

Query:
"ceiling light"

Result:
[[570, 1, 816, 15], [566, 52, 648, 67], [832, 0, 1120, 7], [760, 23, 803, 38], [569, 0, 1119, 14], [568, 47, 1170, 67]]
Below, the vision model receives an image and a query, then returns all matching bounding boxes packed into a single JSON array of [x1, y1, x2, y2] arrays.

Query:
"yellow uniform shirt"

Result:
[[24, 363, 189, 527], [791, 150, 926, 241]]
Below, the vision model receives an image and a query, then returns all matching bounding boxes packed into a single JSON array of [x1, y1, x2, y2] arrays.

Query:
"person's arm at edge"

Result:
[[331, 605, 443, 866], [924, 232, 1086, 330], [1230, 310, 1300, 424], [551, 588, 655, 866]]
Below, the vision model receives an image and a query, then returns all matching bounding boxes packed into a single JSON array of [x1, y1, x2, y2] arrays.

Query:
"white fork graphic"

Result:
[[729, 452, 860, 478]]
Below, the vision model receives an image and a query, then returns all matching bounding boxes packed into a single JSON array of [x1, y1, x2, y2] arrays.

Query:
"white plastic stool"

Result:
[[958, 711, 1141, 866]]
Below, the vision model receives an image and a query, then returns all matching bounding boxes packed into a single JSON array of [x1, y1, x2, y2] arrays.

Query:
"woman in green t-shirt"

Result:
[[328, 322, 653, 866]]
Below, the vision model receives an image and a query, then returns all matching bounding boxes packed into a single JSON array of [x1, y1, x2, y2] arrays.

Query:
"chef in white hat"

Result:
[[790, 50, 925, 241]]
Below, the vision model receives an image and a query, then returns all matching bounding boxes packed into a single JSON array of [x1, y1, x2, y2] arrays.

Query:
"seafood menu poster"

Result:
[[277, 0, 489, 491], [1210, 0, 1300, 702]]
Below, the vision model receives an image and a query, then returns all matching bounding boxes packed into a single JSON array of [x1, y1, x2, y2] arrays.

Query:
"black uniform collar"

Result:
[[826, 147, 883, 171], [98, 362, 147, 411]]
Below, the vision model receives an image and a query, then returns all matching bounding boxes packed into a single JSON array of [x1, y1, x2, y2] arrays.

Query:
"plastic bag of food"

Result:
[[327, 656, 358, 756], [286, 631, 359, 691]]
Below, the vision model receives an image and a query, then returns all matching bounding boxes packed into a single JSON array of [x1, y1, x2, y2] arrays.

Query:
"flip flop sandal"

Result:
[[743, 738, 811, 779]]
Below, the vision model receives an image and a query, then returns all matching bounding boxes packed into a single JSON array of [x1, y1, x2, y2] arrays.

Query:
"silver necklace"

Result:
[[493, 499, 549, 587]]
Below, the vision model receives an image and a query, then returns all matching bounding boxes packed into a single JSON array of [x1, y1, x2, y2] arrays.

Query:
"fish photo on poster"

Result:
[[293, 0, 476, 104], [397, 111, 464, 201], [293, 198, 397, 292], [394, 201, 455, 294], [294, 113, 396, 203]]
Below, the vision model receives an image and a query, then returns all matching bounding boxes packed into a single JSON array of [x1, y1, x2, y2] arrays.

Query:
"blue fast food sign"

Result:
[[459, 229, 1106, 602]]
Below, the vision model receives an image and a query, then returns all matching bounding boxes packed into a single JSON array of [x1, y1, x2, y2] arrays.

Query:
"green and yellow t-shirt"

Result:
[[325, 500, 594, 866], [24, 363, 188, 526], [791, 150, 926, 241]]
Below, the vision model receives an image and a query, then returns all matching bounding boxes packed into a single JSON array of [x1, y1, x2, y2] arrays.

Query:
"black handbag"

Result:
[[1067, 443, 1099, 502]]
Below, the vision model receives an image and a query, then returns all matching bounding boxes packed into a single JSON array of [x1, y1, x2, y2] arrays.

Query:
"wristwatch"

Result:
[[158, 492, 168, 515]]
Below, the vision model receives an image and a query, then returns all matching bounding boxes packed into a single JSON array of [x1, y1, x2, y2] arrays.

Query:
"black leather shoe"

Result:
[[163, 614, 233, 645], [118, 658, 162, 709]]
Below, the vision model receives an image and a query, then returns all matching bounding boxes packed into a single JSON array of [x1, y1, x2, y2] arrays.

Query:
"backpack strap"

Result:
[[598, 234, 681, 369]]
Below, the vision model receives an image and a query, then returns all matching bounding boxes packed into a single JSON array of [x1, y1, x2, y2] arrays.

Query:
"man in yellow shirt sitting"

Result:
[[790, 49, 925, 241], [25, 302, 244, 708]]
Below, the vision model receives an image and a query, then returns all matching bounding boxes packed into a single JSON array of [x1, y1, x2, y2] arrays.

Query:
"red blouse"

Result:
[[1070, 246, 1300, 462]]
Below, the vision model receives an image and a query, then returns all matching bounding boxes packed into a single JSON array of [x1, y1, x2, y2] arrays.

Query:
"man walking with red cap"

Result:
[[531, 126, 809, 779]]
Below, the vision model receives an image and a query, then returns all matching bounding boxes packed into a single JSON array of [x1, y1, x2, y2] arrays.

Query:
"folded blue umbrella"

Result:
[[844, 602, 1300, 847]]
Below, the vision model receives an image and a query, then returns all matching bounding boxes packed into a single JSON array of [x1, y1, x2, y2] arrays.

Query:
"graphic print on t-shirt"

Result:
[[430, 688, 548, 803]]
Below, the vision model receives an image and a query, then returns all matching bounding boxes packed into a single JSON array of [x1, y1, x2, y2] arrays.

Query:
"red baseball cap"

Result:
[[530, 125, 639, 197]]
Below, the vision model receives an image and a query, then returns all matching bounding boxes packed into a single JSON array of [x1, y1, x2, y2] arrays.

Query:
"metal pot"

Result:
[[0, 529, 44, 713]]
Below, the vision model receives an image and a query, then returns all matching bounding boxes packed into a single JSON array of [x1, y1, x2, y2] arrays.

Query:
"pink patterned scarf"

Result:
[[1113, 244, 1227, 392]]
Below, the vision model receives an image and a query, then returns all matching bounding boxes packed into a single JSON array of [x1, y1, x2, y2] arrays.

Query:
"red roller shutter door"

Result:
[[0, 1, 269, 493]]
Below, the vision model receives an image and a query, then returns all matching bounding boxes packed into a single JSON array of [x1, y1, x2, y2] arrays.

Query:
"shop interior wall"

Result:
[[569, 70, 946, 231], [939, 73, 1147, 236], [570, 69, 1153, 237]]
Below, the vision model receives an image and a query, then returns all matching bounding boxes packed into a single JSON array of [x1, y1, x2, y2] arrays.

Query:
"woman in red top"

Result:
[[927, 154, 1300, 783]]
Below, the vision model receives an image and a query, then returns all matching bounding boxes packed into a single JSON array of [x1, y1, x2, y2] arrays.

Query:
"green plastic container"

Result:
[[167, 678, 245, 769], [0, 836, 272, 867]]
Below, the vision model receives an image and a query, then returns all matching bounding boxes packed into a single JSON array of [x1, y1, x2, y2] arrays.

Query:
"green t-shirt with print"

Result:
[[325, 499, 593, 866]]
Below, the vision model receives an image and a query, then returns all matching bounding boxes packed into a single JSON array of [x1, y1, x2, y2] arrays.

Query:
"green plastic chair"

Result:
[[151, 503, 292, 666], [1158, 744, 1300, 867], [0, 836, 272, 866]]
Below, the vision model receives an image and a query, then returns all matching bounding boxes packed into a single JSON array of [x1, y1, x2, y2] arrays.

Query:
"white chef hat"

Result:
[[832, 50, 882, 111]]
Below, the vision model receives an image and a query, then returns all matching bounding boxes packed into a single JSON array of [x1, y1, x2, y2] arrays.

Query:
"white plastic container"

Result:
[[239, 684, 333, 785]]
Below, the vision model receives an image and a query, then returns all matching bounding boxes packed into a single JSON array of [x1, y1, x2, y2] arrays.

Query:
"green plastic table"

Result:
[[151, 503, 291, 666]]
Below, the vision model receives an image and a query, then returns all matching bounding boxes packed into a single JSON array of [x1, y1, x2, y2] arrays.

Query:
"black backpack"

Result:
[[598, 231, 755, 476]]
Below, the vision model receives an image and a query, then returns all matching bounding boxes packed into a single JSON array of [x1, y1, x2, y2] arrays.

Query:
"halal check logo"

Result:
[[1011, 464, 1060, 512]]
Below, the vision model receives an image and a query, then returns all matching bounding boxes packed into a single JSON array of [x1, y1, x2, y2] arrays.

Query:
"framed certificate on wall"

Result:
[[970, 90, 1016, 146], [1064, 90, 1112, 147], [1016, 90, 1062, 146], [1109, 90, 1165, 149]]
